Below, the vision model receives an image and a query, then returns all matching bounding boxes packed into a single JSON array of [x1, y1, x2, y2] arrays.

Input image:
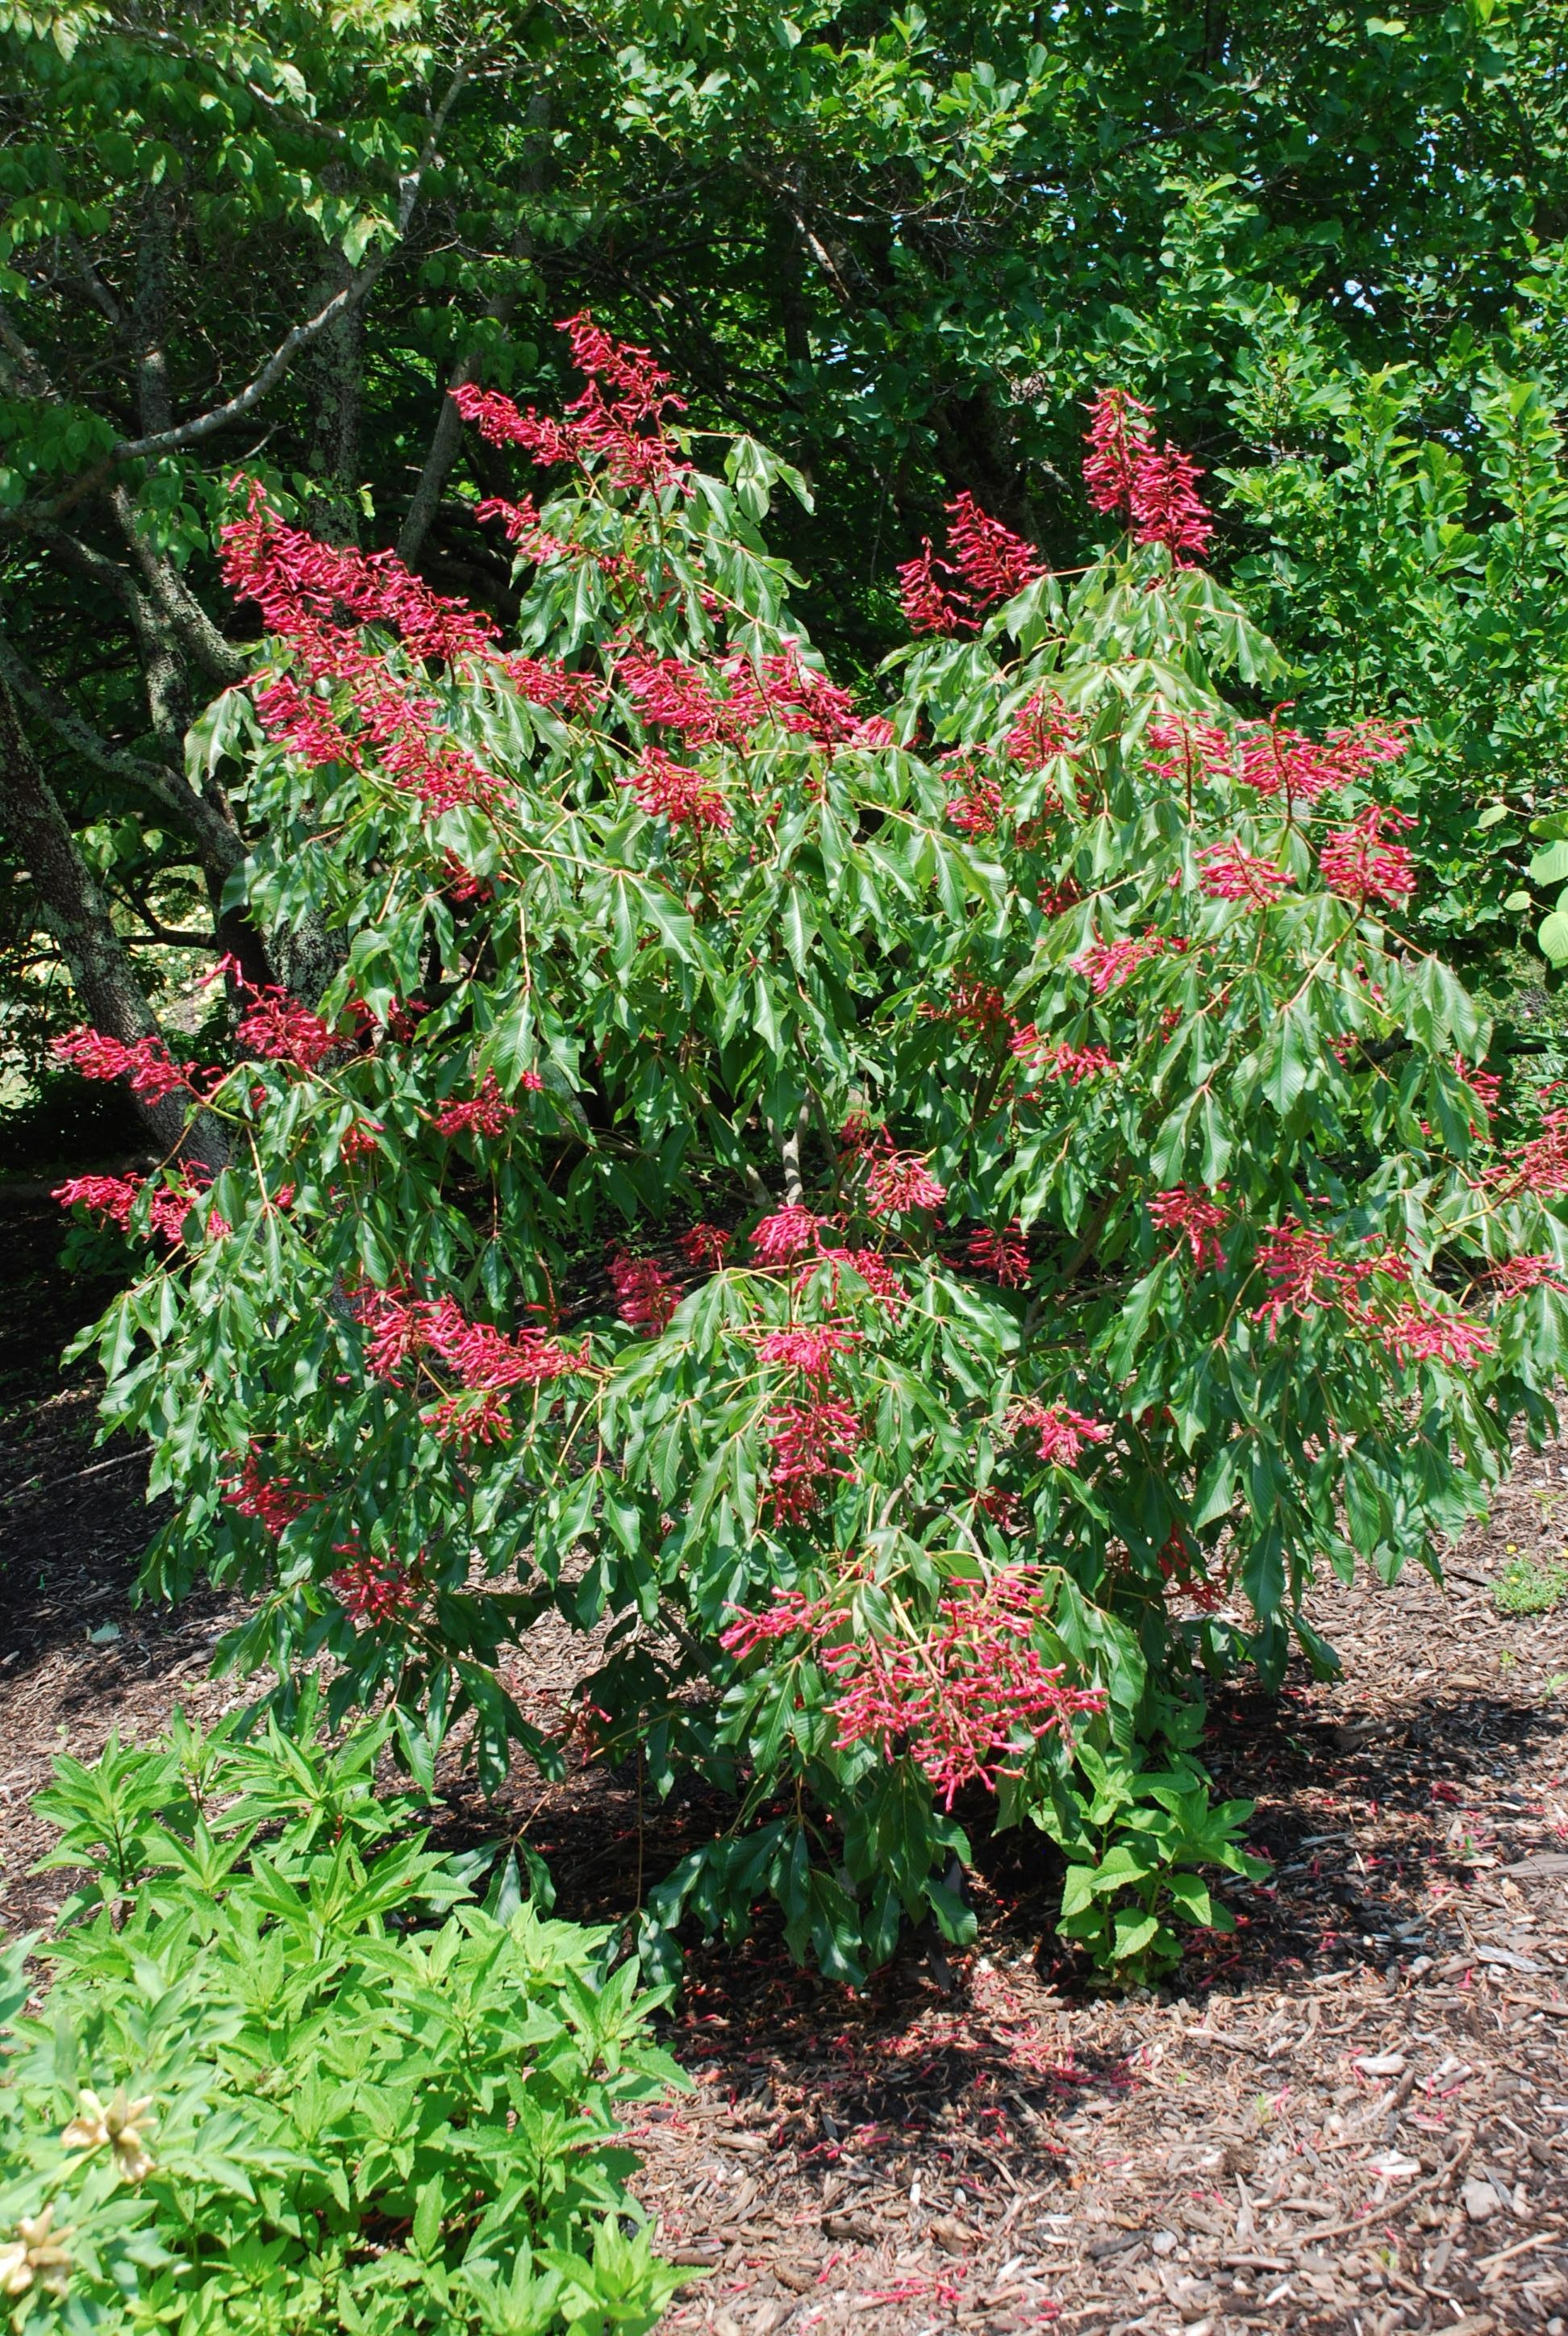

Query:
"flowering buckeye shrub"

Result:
[[60, 324, 1568, 1984]]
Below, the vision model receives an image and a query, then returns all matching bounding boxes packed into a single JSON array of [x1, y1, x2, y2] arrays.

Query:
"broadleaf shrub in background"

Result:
[[0, 1708, 684, 2334], [56, 323, 1568, 1985]]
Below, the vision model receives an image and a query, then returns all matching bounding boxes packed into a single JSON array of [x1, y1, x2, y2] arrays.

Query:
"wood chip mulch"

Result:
[[1, 1200, 1565, 2336]]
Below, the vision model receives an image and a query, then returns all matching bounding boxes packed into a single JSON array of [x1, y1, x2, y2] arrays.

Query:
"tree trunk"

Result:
[[0, 674, 227, 1170]]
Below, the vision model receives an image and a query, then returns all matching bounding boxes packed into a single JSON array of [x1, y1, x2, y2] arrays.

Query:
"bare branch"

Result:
[[0, 632, 245, 881], [397, 88, 548, 569], [108, 483, 249, 686], [0, 670, 228, 1170], [106, 65, 470, 467]]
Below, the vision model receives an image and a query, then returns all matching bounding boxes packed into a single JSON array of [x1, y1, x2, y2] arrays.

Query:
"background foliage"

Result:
[[5, 0, 1568, 1087]]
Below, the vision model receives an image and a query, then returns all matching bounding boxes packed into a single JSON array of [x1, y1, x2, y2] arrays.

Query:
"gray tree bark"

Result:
[[0, 672, 227, 1170]]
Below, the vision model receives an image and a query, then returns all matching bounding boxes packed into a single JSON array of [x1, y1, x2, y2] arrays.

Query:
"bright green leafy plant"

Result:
[[52, 327, 1568, 1988], [0, 1708, 685, 2334], [1493, 1553, 1568, 1615]]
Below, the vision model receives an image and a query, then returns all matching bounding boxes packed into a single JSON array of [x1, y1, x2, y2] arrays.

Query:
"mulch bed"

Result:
[[1, 1197, 1565, 2336]]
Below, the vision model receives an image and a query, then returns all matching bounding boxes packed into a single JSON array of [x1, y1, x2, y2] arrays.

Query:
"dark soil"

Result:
[[2, 1197, 1565, 2336]]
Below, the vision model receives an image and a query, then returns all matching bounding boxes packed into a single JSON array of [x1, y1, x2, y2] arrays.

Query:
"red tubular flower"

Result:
[[1382, 1305, 1496, 1370], [942, 492, 1044, 607], [607, 1249, 682, 1333], [864, 1152, 947, 1218], [223, 1452, 315, 1537], [1149, 1185, 1229, 1271], [616, 649, 748, 748], [751, 1206, 828, 1266], [1319, 806, 1417, 907], [966, 1224, 1032, 1287], [928, 979, 1011, 1038], [1198, 839, 1295, 907], [809, 1245, 906, 1311], [53, 1173, 142, 1229], [220, 482, 497, 662], [1158, 1527, 1224, 1612], [432, 1073, 515, 1138], [453, 315, 689, 493], [1082, 387, 1155, 516], [623, 746, 732, 832], [420, 1388, 517, 1446], [1008, 1402, 1112, 1467], [252, 674, 357, 767], [473, 494, 575, 563], [896, 539, 970, 638], [1249, 1219, 1404, 1331]]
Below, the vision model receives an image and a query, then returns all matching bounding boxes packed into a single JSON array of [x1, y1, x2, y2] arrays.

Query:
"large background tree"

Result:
[[3, 0, 1568, 1129]]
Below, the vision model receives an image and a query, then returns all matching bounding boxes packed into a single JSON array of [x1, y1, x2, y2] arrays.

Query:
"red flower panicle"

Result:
[[330, 1548, 422, 1625], [1382, 1305, 1496, 1371], [607, 1249, 682, 1332], [1010, 1031, 1116, 1082], [1149, 1186, 1228, 1271], [948, 772, 1005, 836], [1009, 1403, 1112, 1467], [473, 491, 575, 562], [942, 492, 1044, 607], [1073, 935, 1165, 994], [751, 1206, 828, 1266], [1145, 714, 1231, 788], [1487, 1254, 1568, 1298], [355, 1287, 584, 1397], [1082, 389, 1212, 562], [1250, 1220, 1405, 1332], [1233, 718, 1406, 807], [1198, 839, 1295, 906], [1319, 805, 1417, 907], [1158, 1528, 1224, 1612], [1083, 388, 1155, 516], [1005, 691, 1079, 769], [1487, 1113, 1568, 1199], [452, 314, 689, 493], [233, 981, 337, 1071], [724, 1570, 1105, 1810], [223, 1452, 315, 1538], [432, 1073, 515, 1138], [678, 1222, 732, 1270], [966, 1224, 1032, 1287], [52, 1026, 195, 1104], [757, 1323, 861, 1379], [1128, 443, 1214, 561], [896, 538, 969, 638], [765, 1400, 862, 1524], [53, 1173, 142, 1229], [624, 746, 732, 832], [864, 1151, 947, 1218], [220, 486, 497, 662]]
